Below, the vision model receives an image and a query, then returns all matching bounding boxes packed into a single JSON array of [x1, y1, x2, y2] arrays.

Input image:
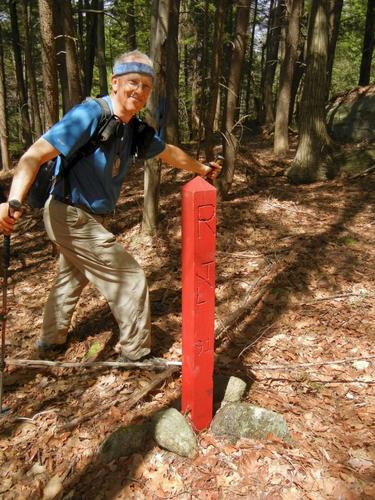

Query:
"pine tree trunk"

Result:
[[326, 0, 343, 98], [62, 0, 83, 106], [142, 0, 169, 235], [358, 0, 375, 86], [9, 0, 32, 147], [127, 0, 137, 49], [84, 0, 98, 96], [261, 0, 283, 125], [55, 2, 70, 113], [287, 0, 332, 184], [21, 0, 43, 138], [204, 0, 226, 160], [165, 0, 180, 144], [245, 0, 258, 114], [217, 0, 251, 198], [196, 0, 210, 157], [97, 0, 108, 96], [274, 0, 303, 155], [0, 24, 10, 172]]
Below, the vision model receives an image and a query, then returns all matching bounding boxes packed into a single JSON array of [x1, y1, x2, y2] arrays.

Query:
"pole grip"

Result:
[[2, 236, 10, 273]]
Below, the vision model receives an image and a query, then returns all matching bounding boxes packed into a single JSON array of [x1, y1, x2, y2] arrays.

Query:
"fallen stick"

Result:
[[58, 366, 179, 431], [247, 354, 375, 371], [349, 164, 375, 179], [6, 358, 181, 370], [301, 292, 375, 305]]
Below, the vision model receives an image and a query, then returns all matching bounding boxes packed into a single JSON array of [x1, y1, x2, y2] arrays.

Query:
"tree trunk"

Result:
[[97, 0, 108, 96], [21, 0, 43, 138], [326, 0, 343, 98], [245, 0, 258, 114], [261, 0, 283, 125], [84, 0, 98, 97], [217, 0, 251, 198], [358, 0, 375, 86], [9, 0, 33, 147], [77, 0, 86, 85], [142, 0, 169, 235], [0, 24, 10, 171], [55, 1, 70, 113], [62, 0, 83, 106], [38, 0, 59, 128], [127, 0, 137, 50], [274, 0, 303, 155], [204, 0, 227, 160], [287, 0, 332, 184], [196, 0, 210, 158], [165, 0, 180, 144]]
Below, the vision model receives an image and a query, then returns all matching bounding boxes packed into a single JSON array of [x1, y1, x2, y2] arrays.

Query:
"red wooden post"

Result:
[[181, 176, 216, 430]]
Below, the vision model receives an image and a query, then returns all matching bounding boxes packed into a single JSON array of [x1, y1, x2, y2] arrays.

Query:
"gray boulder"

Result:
[[212, 402, 290, 442], [327, 85, 375, 143], [153, 408, 197, 458]]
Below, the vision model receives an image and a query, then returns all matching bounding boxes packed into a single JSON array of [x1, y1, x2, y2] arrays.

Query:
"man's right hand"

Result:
[[0, 202, 23, 235]]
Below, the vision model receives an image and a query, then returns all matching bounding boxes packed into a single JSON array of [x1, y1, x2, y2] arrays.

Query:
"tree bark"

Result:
[[261, 0, 283, 125], [196, 0, 210, 157], [38, 0, 59, 129], [165, 0, 180, 144], [84, 0, 98, 97], [245, 0, 258, 114], [62, 0, 83, 107], [9, 0, 33, 147], [287, 0, 332, 184], [204, 0, 227, 160], [127, 0, 137, 50], [97, 0, 108, 96], [274, 0, 303, 155], [326, 0, 343, 98], [217, 0, 251, 198], [142, 0, 169, 235], [358, 0, 375, 86], [0, 24, 10, 171], [55, 1, 70, 113], [21, 0, 43, 138]]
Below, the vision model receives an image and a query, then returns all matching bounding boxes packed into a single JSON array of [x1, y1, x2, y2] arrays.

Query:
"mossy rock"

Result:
[[211, 402, 290, 442]]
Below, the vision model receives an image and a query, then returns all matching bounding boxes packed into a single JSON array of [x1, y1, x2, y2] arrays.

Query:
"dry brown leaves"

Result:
[[1, 136, 374, 499]]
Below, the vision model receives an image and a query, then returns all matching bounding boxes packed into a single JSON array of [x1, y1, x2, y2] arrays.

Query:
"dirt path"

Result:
[[0, 137, 374, 499]]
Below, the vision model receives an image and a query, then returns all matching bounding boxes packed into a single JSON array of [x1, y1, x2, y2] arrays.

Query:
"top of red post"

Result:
[[182, 176, 216, 193]]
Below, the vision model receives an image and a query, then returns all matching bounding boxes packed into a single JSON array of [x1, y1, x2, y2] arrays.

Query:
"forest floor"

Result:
[[0, 133, 374, 499]]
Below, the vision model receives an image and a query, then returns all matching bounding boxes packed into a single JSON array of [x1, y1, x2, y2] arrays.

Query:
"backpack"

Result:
[[26, 97, 155, 209]]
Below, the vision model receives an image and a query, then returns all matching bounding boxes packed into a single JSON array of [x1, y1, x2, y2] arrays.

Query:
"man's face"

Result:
[[112, 72, 153, 117]]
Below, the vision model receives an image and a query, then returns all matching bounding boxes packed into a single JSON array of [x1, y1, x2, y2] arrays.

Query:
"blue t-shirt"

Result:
[[42, 96, 165, 213]]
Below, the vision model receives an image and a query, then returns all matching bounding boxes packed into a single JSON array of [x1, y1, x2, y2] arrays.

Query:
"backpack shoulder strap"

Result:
[[59, 97, 116, 199]]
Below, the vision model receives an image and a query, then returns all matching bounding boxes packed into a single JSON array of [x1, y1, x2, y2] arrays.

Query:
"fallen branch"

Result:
[[215, 265, 273, 342], [247, 354, 375, 371], [349, 164, 375, 179], [301, 292, 375, 305], [58, 366, 179, 431], [6, 358, 181, 370]]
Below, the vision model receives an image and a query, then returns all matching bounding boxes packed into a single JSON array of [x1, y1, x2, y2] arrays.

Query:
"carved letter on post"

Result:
[[181, 176, 216, 430]]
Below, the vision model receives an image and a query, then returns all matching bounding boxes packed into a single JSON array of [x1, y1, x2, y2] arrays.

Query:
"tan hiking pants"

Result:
[[41, 197, 151, 360]]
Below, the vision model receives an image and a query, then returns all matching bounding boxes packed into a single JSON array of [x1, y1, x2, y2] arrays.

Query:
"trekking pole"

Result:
[[0, 200, 21, 416], [0, 234, 10, 415]]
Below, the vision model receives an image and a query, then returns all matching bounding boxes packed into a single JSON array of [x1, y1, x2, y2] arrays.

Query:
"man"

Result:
[[0, 50, 221, 361]]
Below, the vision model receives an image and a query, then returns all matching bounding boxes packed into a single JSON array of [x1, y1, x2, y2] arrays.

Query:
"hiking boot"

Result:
[[35, 339, 66, 360], [117, 352, 167, 367]]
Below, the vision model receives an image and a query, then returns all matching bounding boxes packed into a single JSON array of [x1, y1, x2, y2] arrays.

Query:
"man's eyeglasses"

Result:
[[124, 78, 153, 93]]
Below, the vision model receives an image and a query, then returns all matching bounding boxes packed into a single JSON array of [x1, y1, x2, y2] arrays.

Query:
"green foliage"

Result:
[[331, 0, 373, 96]]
